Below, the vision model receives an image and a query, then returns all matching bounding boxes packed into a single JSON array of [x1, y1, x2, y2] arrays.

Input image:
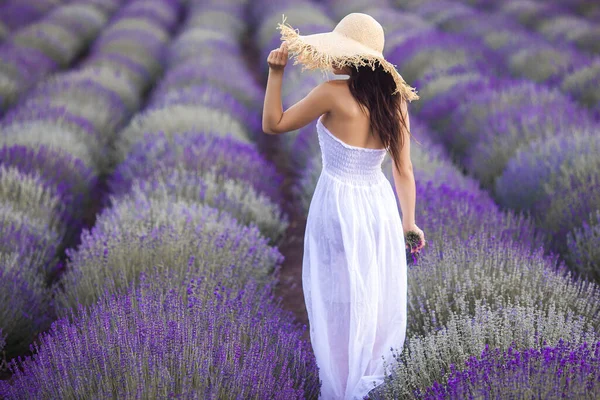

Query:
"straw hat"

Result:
[[277, 12, 419, 102]]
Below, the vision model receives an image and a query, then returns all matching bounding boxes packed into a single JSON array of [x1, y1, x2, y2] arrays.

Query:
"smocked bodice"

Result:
[[316, 116, 388, 186]]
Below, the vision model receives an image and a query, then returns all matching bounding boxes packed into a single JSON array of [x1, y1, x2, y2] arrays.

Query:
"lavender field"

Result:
[[0, 0, 599, 398]]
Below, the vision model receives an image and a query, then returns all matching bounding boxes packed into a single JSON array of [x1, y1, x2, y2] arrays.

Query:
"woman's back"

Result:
[[319, 79, 387, 151]]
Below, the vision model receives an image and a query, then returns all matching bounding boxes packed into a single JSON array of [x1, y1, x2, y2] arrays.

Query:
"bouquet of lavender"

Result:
[[405, 230, 425, 265]]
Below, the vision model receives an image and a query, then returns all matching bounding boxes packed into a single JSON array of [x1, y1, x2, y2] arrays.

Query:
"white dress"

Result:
[[303, 116, 408, 400]]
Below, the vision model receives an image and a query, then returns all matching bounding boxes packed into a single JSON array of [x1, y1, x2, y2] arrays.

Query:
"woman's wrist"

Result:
[[403, 220, 416, 229], [269, 66, 284, 75]]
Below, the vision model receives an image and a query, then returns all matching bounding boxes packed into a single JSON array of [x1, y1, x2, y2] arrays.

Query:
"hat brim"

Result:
[[277, 15, 419, 102]]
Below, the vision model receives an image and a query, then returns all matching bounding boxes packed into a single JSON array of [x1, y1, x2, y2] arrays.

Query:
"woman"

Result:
[[262, 13, 425, 400]]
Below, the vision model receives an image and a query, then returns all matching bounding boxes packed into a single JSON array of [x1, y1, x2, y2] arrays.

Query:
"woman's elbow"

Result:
[[263, 125, 284, 135], [262, 124, 275, 135], [394, 163, 414, 178]]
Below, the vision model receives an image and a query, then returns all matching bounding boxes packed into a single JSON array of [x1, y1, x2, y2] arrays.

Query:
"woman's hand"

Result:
[[403, 223, 425, 252], [267, 41, 288, 71]]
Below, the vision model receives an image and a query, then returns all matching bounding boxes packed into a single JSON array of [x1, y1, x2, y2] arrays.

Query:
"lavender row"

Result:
[[0, 0, 179, 365], [0, 0, 70, 36], [0, 1, 125, 116], [0, 0, 314, 397], [397, 0, 600, 115], [0, 0, 127, 361], [388, 0, 600, 280], [493, 0, 600, 55]]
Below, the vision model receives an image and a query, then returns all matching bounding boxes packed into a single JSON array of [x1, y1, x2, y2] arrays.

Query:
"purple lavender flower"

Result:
[[0, 254, 53, 359], [2, 275, 319, 399], [422, 340, 600, 399], [55, 193, 284, 315], [110, 131, 284, 205]]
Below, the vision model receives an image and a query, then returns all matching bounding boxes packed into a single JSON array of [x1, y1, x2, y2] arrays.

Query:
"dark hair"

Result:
[[346, 61, 418, 173]]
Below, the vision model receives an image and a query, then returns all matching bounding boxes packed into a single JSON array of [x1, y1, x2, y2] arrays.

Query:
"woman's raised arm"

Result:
[[262, 42, 333, 135]]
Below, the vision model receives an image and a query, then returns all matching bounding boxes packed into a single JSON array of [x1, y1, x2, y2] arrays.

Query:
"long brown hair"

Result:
[[345, 61, 417, 173]]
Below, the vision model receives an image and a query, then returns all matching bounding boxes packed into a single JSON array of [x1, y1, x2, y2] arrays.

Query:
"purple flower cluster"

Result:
[[0, 216, 55, 358], [54, 193, 285, 316], [566, 210, 600, 283], [110, 131, 284, 206], [1, 275, 319, 399], [423, 339, 600, 399]]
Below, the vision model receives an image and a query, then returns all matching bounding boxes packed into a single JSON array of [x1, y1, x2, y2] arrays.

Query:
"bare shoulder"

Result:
[[319, 79, 352, 99], [305, 80, 346, 106], [314, 79, 347, 94], [324, 79, 350, 89]]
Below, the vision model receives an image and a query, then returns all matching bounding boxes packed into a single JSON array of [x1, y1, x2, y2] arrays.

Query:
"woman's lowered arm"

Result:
[[392, 102, 415, 226]]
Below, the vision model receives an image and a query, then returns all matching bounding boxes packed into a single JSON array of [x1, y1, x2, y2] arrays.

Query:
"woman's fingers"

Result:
[[267, 43, 288, 69], [279, 47, 287, 63]]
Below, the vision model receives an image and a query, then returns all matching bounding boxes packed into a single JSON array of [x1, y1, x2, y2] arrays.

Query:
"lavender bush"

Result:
[[407, 231, 600, 337], [148, 83, 261, 135], [152, 59, 263, 108], [11, 15, 104, 67], [117, 0, 180, 32], [0, 120, 99, 174], [109, 131, 284, 205], [293, 153, 323, 214], [447, 81, 578, 161], [2, 274, 319, 399], [538, 15, 600, 54], [53, 193, 283, 316], [536, 161, 600, 255], [0, 1, 113, 114], [256, 4, 333, 50], [566, 210, 600, 283], [0, 1, 56, 31], [168, 28, 241, 65], [19, 73, 130, 138], [0, 165, 66, 242], [411, 68, 495, 132], [46, 4, 109, 39], [408, 180, 544, 252], [0, 144, 98, 223], [388, 31, 500, 83], [421, 339, 600, 399], [495, 126, 600, 213], [84, 52, 150, 91], [187, 10, 245, 38], [127, 169, 288, 243], [507, 44, 584, 84], [378, 301, 598, 399], [0, 211, 59, 277], [0, 329, 5, 357], [463, 100, 594, 189], [115, 104, 253, 162], [561, 59, 600, 111], [0, 255, 52, 359], [381, 118, 482, 194], [42, 65, 139, 107], [498, 1, 564, 29]]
